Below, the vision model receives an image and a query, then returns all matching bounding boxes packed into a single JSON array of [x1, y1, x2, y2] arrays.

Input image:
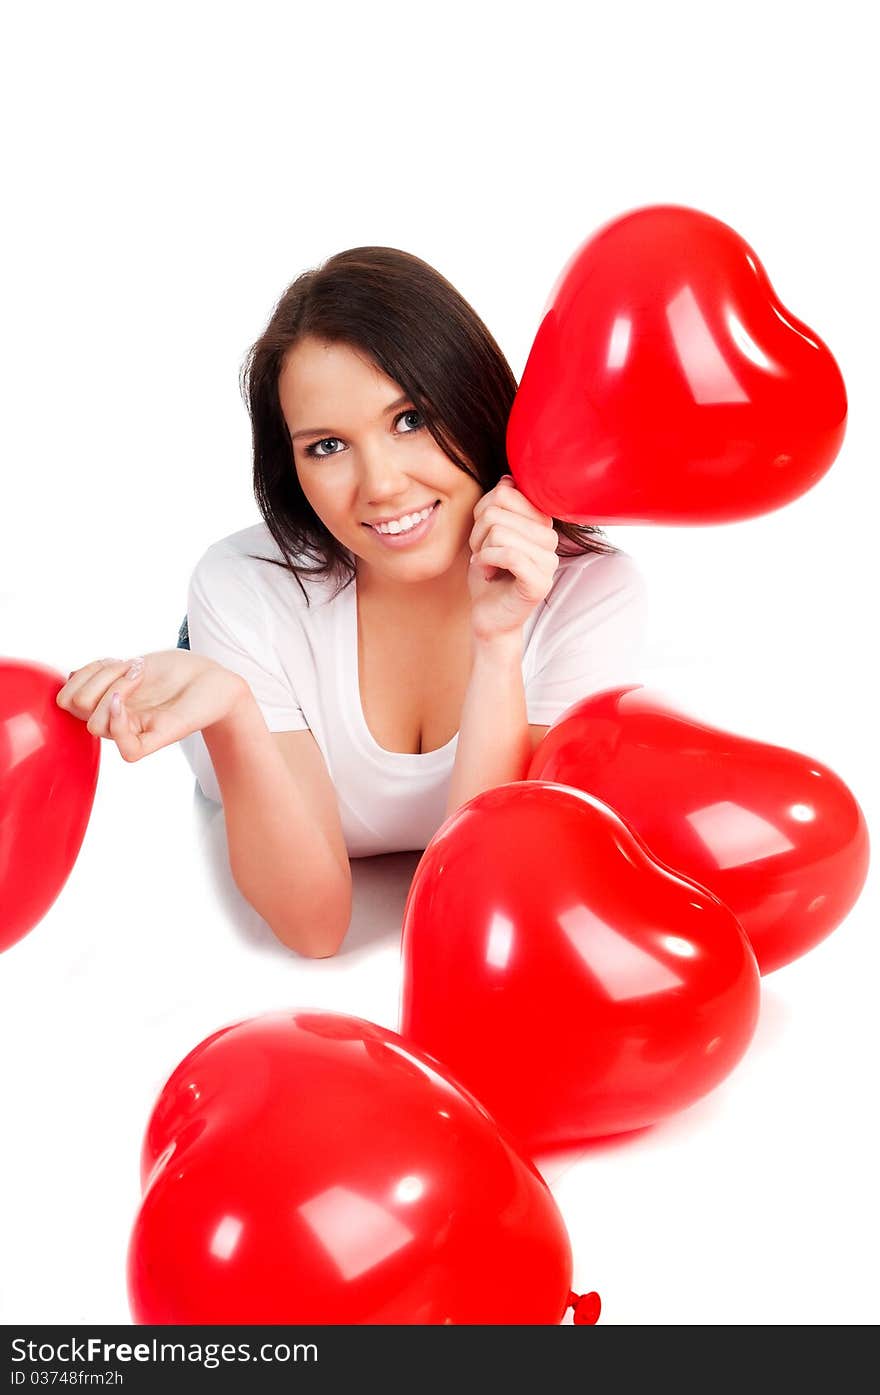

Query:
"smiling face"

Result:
[[278, 337, 484, 597]]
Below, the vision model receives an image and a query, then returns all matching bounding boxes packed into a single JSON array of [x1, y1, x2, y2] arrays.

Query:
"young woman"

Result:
[[56, 247, 647, 958]]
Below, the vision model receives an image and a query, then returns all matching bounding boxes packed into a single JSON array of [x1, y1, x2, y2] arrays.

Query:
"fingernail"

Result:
[[125, 657, 144, 679], [111, 693, 121, 715]]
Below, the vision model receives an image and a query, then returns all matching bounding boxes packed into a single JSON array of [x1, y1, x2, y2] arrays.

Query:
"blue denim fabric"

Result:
[[177, 615, 190, 650]]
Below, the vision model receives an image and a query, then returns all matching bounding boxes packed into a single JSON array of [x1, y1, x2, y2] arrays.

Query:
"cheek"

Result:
[[437, 462, 483, 511], [296, 471, 344, 520], [448, 494, 483, 543], [460, 483, 487, 521]]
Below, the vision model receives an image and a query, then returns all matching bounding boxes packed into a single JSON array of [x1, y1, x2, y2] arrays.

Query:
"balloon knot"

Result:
[[567, 1289, 602, 1325]]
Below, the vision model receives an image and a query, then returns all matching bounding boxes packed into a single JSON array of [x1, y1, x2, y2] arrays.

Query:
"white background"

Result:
[[1, 0, 877, 1327]]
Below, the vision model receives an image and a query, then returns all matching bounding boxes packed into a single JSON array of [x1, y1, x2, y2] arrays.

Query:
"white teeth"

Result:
[[374, 504, 434, 535]]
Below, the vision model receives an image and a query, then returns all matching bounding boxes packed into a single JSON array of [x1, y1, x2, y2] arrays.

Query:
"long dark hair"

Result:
[[242, 246, 615, 605]]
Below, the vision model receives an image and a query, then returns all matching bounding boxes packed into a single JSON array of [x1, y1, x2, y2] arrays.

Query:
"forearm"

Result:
[[203, 688, 352, 956], [445, 633, 532, 818]]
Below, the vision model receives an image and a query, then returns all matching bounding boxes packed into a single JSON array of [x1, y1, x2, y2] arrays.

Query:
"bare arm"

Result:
[[444, 634, 535, 818], [203, 686, 352, 958], [57, 651, 351, 958]]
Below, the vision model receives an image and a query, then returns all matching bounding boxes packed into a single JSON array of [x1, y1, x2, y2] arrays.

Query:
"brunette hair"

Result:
[[241, 246, 616, 605]]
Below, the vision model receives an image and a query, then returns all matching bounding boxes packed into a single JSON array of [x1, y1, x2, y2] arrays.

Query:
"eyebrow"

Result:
[[289, 393, 412, 442]]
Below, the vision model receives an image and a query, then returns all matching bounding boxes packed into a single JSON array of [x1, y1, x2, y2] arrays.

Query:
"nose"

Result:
[[357, 439, 414, 503]]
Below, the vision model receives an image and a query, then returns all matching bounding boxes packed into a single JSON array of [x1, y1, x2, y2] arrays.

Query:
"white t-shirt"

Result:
[[179, 521, 648, 858]]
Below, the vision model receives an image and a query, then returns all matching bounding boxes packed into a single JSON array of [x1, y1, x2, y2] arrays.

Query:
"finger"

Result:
[[58, 659, 120, 706], [108, 695, 169, 762], [472, 482, 514, 523], [473, 478, 553, 528], [85, 662, 146, 738], [469, 520, 558, 565], [471, 543, 555, 596], [57, 658, 132, 714], [499, 475, 553, 523], [107, 692, 144, 762], [473, 528, 561, 576], [472, 480, 519, 523], [469, 503, 557, 554]]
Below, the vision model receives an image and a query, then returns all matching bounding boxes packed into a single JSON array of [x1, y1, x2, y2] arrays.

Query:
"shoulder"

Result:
[[549, 545, 647, 608], [190, 520, 284, 585], [188, 521, 335, 611]]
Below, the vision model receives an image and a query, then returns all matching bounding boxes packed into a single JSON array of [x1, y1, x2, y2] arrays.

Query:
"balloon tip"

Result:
[[567, 1289, 602, 1325]]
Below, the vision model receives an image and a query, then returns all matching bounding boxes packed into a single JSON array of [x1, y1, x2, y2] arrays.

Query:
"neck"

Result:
[[356, 549, 472, 615]]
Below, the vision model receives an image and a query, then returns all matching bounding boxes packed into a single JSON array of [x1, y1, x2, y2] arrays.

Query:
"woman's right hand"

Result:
[[56, 651, 250, 761]]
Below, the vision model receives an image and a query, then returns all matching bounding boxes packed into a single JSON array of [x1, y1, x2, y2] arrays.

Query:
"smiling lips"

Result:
[[364, 501, 441, 547], [365, 502, 439, 534]]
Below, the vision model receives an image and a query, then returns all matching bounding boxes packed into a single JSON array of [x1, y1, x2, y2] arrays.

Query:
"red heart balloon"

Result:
[[506, 204, 847, 524], [527, 685, 870, 977], [0, 658, 100, 954], [399, 783, 760, 1152], [128, 1011, 576, 1324]]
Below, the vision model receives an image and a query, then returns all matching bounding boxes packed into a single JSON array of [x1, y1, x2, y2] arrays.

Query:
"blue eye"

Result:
[[307, 437, 343, 458], [304, 409, 424, 458]]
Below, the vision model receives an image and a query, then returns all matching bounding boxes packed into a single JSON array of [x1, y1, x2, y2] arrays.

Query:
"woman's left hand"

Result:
[[468, 475, 560, 642]]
